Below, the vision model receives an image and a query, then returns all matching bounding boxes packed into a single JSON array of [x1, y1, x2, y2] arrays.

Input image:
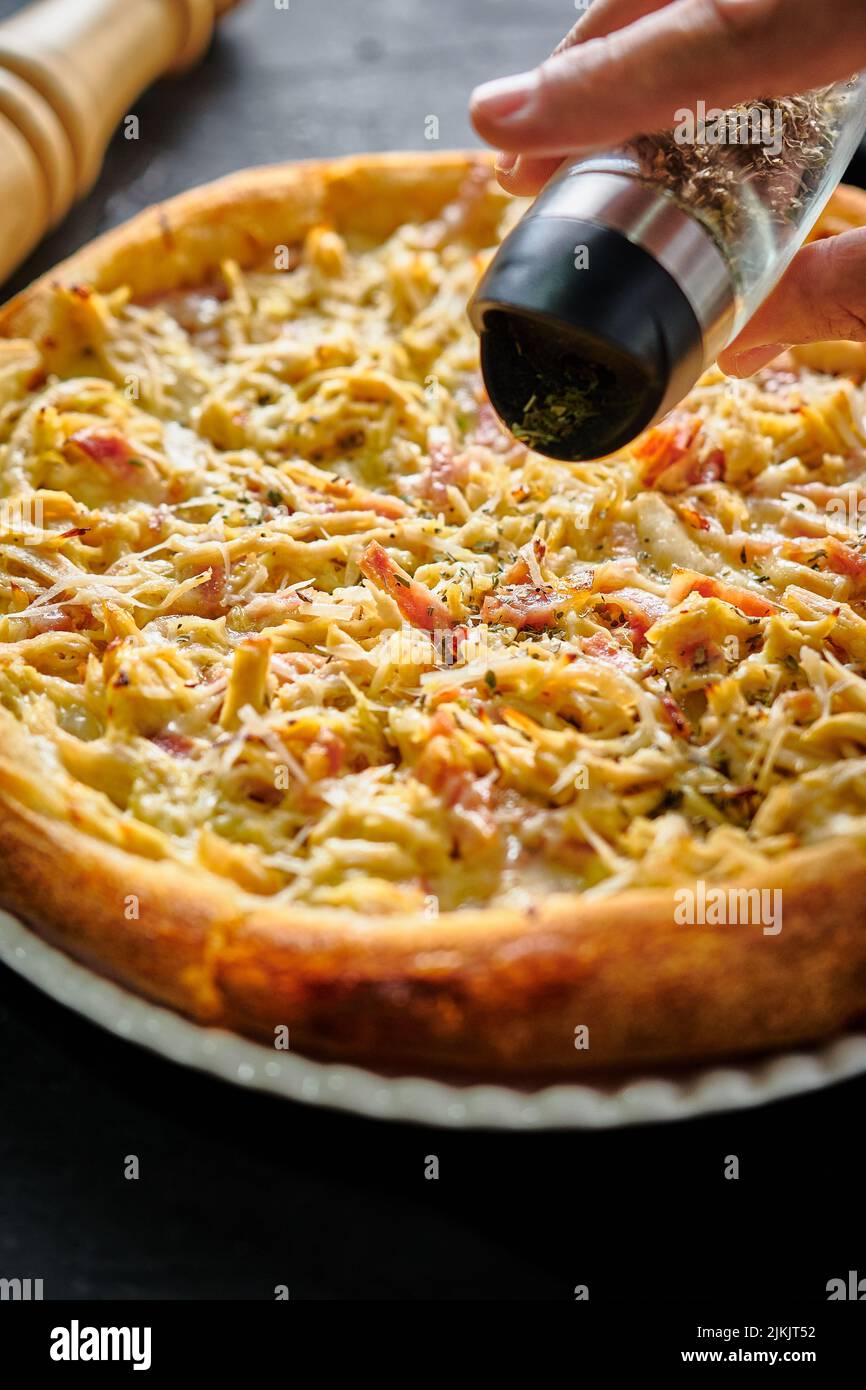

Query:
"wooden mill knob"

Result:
[[0, 0, 242, 284]]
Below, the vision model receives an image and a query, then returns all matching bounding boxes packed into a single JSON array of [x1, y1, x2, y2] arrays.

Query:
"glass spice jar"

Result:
[[470, 75, 866, 461]]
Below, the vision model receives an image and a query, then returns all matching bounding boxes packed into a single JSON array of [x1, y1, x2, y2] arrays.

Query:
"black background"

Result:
[[0, 0, 864, 1303]]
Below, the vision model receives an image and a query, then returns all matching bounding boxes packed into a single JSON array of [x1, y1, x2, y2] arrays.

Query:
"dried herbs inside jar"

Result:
[[628, 89, 850, 285]]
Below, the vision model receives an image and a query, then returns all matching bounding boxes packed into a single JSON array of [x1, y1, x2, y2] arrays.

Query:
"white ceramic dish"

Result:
[[2, 906, 865, 1128]]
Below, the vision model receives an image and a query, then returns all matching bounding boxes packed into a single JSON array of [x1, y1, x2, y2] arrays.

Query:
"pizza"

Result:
[[2, 152, 866, 1077]]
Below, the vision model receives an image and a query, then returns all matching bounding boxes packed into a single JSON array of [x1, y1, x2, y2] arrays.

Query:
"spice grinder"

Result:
[[469, 81, 866, 462]]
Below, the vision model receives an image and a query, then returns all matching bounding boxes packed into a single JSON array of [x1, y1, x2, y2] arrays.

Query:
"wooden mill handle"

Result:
[[0, 0, 241, 284]]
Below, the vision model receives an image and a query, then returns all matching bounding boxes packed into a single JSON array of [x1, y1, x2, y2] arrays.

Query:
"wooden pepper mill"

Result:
[[0, 0, 241, 284]]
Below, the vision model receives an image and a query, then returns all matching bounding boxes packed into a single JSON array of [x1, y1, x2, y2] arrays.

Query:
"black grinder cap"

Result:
[[468, 169, 735, 461]]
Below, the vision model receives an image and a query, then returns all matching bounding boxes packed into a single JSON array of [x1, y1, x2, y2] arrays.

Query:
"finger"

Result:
[[472, 0, 866, 157], [495, 153, 564, 195], [717, 229, 866, 376], [552, 0, 670, 50], [494, 0, 669, 193], [719, 343, 788, 377]]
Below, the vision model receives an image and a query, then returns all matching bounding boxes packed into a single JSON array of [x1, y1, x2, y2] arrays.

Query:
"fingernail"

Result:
[[471, 71, 537, 122], [721, 344, 786, 378], [494, 151, 518, 176]]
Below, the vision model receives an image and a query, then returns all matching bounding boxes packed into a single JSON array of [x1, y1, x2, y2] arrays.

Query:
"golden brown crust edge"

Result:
[[3, 778, 866, 1076], [0, 153, 507, 336], [1, 153, 866, 1077]]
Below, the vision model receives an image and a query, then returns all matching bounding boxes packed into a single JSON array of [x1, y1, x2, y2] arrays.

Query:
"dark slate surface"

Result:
[[0, 0, 864, 1301]]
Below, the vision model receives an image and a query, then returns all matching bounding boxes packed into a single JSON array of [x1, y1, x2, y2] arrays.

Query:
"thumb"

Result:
[[718, 229, 866, 376], [493, 0, 666, 195], [471, 0, 866, 159]]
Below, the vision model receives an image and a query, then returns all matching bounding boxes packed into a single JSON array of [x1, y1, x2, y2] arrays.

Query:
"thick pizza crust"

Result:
[[2, 152, 866, 1077]]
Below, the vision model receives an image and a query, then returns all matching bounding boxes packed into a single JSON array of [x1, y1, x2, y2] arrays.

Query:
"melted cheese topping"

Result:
[[3, 174, 866, 914]]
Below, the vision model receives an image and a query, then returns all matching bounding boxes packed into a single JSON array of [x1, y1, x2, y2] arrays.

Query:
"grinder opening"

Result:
[[479, 310, 664, 462]]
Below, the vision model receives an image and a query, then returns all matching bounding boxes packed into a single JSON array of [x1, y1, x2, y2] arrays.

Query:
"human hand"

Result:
[[470, 0, 866, 373]]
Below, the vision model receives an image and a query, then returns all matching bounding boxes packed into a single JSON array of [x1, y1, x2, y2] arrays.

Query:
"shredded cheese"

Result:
[[4, 178, 866, 913]]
